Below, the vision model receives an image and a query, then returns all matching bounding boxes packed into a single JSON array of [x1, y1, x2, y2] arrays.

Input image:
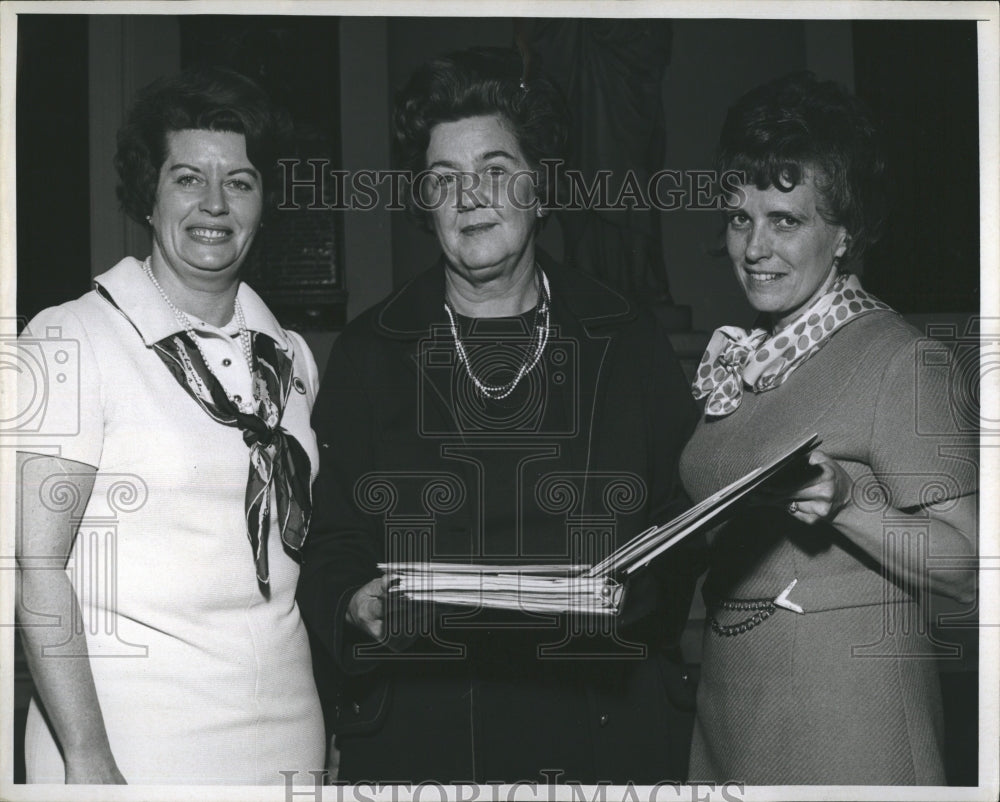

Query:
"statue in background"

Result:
[[520, 19, 674, 303]]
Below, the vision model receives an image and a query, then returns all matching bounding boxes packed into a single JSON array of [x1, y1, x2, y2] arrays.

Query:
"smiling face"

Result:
[[423, 115, 539, 284], [149, 129, 263, 288], [726, 172, 848, 331]]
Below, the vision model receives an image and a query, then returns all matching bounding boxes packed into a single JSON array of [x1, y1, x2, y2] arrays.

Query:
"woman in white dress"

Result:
[[14, 66, 325, 784]]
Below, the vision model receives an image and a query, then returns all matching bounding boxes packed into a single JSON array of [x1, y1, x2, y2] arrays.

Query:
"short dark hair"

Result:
[[392, 46, 569, 230], [115, 65, 288, 224], [717, 71, 886, 264]]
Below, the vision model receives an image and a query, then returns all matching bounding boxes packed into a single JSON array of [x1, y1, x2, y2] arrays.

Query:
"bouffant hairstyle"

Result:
[[115, 66, 288, 224], [392, 46, 569, 230], [717, 71, 886, 264]]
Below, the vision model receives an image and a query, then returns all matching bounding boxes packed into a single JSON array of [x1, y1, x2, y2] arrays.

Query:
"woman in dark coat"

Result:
[[297, 47, 702, 784]]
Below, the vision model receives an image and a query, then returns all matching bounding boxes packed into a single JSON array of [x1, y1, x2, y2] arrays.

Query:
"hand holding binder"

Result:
[[380, 434, 820, 616]]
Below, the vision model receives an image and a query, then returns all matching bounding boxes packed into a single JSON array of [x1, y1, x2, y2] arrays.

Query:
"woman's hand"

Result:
[[782, 450, 853, 524], [64, 749, 127, 784], [754, 448, 976, 602], [346, 576, 389, 641]]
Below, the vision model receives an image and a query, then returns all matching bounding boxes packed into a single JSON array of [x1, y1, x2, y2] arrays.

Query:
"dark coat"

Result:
[[297, 255, 702, 783]]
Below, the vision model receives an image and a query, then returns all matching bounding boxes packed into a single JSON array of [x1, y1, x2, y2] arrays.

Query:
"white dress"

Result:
[[17, 257, 325, 784]]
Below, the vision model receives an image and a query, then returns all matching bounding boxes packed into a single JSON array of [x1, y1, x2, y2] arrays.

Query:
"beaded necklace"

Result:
[[142, 258, 256, 414], [443, 267, 551, 400]]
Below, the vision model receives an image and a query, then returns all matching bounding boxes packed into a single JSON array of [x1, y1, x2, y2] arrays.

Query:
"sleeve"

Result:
[[283, 329, 321, 483], [286, 330, 320, 400], [12, 304, 105, 469], [870, 334, 978, 509], [296, 335, 383, 676]]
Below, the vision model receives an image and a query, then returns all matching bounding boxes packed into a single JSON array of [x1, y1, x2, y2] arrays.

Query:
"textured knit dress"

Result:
[[679, 310, 976, 785], [18, 258, 325, 784]]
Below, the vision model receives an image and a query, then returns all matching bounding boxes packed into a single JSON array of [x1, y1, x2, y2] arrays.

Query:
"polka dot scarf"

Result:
[[692, 273, 893, 417]]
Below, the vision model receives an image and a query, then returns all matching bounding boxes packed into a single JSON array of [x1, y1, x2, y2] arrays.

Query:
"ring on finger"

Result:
[[787, 501, 799, 515]]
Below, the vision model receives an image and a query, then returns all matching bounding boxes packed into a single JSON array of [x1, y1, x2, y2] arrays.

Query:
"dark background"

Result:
[[16, 17, 980, 327]]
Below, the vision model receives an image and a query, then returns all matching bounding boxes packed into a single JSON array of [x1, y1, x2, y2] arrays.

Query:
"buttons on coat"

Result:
[[222, 358, 232, 367]]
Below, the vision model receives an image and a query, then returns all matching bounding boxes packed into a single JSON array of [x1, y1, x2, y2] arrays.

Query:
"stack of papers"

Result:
[[380, 433, 819, 616], [384, 563, 623, 615]]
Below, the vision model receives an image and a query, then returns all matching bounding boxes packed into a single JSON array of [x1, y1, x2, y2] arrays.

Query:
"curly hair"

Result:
[[392, 47, 569, 230], [114, 65, 288, 224], [716, 71, 886, 264]]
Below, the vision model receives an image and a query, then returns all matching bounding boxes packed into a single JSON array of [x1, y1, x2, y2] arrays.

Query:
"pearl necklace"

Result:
[[443, 268, 551, 400], [142, 259, 256, 414]]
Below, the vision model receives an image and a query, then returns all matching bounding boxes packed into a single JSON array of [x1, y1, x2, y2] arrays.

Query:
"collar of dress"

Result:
[[93, 256, 290, 350]]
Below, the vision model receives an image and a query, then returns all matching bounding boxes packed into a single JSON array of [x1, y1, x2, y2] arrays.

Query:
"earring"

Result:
[[145, 215, 152, 225], [535, 206, 545, 219], [834, 235, 849, 265]]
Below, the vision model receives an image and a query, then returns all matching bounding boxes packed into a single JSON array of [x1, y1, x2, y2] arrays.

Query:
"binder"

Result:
[[380, 433, 820, 616]]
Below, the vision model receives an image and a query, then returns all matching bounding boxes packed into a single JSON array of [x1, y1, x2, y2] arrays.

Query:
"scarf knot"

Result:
[[691, 326, 768, 417], [718, 347, 749, 370], [242, 417, 276, 448]]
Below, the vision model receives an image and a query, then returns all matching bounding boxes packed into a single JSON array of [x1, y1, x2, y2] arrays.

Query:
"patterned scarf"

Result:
[[153, 330, 313, 584], [692, 273, 893, 417]]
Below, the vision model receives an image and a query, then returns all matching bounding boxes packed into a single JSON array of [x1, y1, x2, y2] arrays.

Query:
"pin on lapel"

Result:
[[774, 578, 804, 614]]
